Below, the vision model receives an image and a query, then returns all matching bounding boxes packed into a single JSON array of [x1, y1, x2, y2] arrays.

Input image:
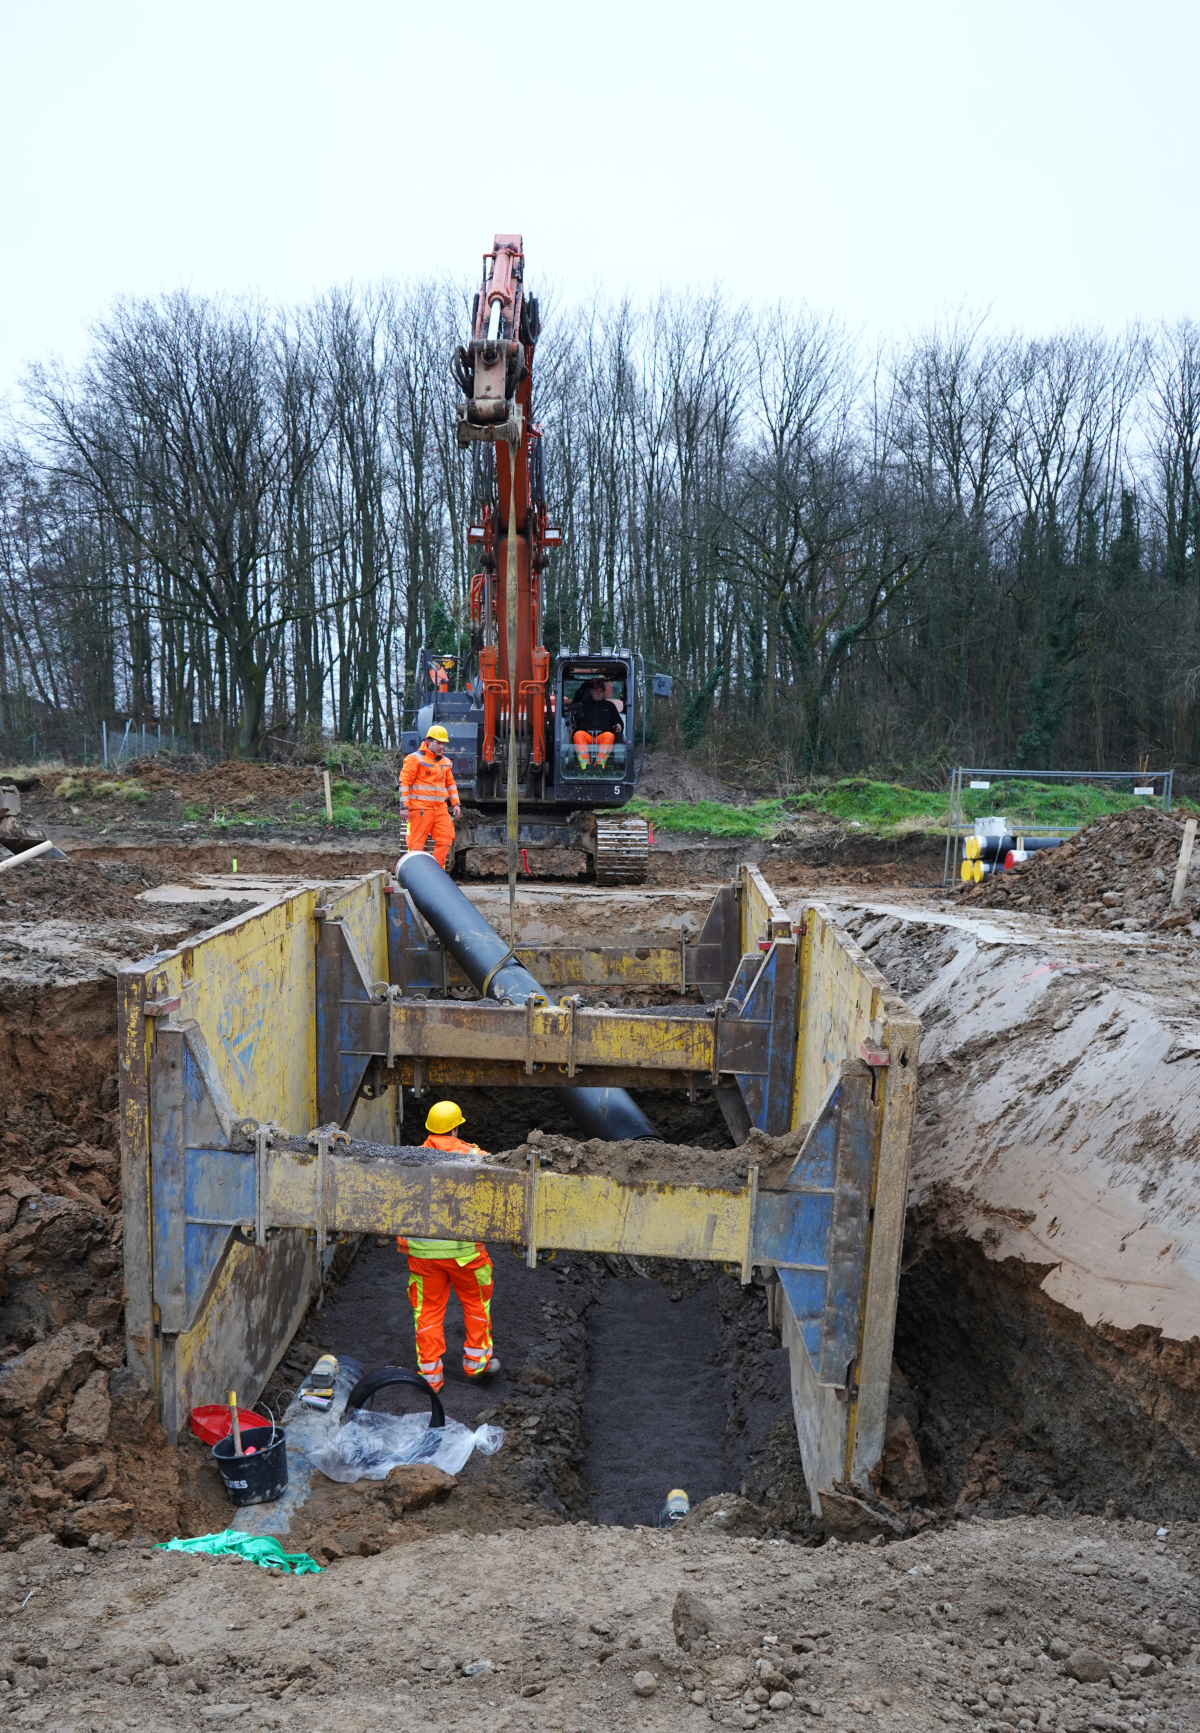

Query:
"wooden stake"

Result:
[[1171, 817, 1197, 906], [228, 1389, 243, 1456], [323, 769, 333, 824], [505, 419, 521, 951]]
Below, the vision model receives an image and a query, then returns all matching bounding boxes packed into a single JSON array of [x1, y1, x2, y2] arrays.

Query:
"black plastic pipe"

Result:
[[396, 853, 657, 1141], [966, 834, 1014, 862]]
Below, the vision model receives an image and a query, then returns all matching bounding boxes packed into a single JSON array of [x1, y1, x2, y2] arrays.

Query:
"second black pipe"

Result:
[[396, 852, 657, 1141]]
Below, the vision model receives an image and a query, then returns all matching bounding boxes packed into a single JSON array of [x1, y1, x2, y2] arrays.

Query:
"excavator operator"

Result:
[[570, 676, 624, 771], [399, 725, 461, 867], [396, 1101, 500, 1391]]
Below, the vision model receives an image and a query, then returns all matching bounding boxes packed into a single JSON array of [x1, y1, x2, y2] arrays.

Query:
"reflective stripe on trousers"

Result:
[[404, 1248, 493, 1379]]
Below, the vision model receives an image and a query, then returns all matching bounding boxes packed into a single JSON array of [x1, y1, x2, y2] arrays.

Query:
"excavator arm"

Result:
[[454, 234, 557, 776]]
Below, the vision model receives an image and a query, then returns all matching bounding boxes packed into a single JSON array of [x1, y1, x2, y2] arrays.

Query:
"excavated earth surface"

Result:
[[0, 1512, 1195, 1731], [0, 801, 1198, 1732], [4, 752, 946, 887]]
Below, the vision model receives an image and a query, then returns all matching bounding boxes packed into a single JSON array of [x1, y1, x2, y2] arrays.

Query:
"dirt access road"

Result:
[[1, 1508, 1196, 1733]]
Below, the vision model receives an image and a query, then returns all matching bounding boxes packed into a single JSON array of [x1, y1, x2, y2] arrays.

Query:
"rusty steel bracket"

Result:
[[253, 1123, 289, 1249], [740, 1162, 760, 1284], [525, 1149, 540, 1269], [148, 1020, 261, 1337], [561, 994, 582, 1077], [524, 992, 549, 1075], [305, 1124, 351, 1283]]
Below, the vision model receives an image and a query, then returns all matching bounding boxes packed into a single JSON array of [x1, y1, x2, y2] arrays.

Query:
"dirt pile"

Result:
[[0, 1188, 189, 1549], [0, 856, 169, 923], [963, 807, 1200, 931], [2, 1512, 1195, 1730], [0, 856, 257, 985], [637, 752, 749, 806], [46, 760, 327, 804], [489, 1127, 808, 1192]]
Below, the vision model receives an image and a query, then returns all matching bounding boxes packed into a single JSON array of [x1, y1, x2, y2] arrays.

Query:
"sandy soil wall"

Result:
[[824, 897, 1200, 1524]]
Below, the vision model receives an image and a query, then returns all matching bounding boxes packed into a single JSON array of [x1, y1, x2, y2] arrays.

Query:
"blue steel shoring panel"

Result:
[[749, 1066, 876, 1387], [183, 1145, 256, 1322]]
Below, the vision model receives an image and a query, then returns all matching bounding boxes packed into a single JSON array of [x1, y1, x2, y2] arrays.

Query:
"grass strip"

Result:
[[632, 778, 1193, 839]]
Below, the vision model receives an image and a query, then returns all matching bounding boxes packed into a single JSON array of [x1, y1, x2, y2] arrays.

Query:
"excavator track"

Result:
[[594, 815, 649, 884]]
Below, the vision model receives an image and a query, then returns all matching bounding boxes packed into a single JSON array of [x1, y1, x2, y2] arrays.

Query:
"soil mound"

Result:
[[636, 752, 748, 807], [50, 760, 325, 805], [963, 807, 1199, 931], [0, 858, 169, 923], [489, 1125, 808, 1191]]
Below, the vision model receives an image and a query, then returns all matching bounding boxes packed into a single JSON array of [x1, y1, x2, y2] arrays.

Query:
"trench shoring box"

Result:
[[119, 868, 918, 1507]]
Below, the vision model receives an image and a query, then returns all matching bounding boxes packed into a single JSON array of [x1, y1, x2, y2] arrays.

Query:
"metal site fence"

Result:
[[942, 767, 1175, 884], [99, 720, 194, 766]]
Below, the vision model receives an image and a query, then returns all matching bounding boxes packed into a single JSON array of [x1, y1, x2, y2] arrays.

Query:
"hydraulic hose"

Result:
[[396, 852, 657, 1141]]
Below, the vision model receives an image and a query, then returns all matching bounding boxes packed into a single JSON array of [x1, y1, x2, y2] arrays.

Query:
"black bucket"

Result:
[[212, 1423, 288, 1506]]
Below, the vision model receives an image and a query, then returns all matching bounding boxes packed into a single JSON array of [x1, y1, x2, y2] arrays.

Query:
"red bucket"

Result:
[[189, 1404, 271, 1447]]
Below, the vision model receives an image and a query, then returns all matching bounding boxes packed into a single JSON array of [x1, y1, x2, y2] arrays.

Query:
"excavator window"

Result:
[[559, 666, 630, 780]]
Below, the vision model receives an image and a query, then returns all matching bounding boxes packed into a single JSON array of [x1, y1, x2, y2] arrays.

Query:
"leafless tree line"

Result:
[[1, 283, 1198, 772]]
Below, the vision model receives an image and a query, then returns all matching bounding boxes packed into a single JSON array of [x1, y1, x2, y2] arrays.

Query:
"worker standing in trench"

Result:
[[399, 725, 461, 867], [396, 1101, 500, 1391]]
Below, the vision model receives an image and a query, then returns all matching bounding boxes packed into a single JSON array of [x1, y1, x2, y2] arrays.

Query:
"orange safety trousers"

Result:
[[573, 729, 617, 769], [406, 804, 456, 867], [403, 1250, 494, 1390]]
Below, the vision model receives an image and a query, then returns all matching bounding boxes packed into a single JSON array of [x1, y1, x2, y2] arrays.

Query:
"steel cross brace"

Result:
[[319, 908, 799, 1133], [148, 1051, 876, 1400]]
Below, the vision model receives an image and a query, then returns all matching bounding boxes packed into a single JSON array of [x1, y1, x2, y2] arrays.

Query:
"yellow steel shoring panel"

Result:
[[787, 899, 921, 1496], [534, 1170, 750, 1263], [122, 881, 377, 1440]]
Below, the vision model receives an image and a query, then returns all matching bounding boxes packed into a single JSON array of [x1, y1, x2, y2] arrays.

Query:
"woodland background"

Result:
[[1, 282, 1197, 780]]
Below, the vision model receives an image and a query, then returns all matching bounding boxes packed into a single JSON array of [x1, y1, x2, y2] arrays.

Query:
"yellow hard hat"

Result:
[[425, 724, 450, 744], [425, 1100, 465, 1133]]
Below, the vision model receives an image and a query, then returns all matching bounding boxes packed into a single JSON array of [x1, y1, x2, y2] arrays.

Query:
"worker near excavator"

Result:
[[399, 725, 461, 867], [570, 675, 624, 771], [396, 1102, 499, 1391]]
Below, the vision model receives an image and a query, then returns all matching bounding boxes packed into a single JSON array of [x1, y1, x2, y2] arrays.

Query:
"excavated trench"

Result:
[[2, 842, 1198, 1555]]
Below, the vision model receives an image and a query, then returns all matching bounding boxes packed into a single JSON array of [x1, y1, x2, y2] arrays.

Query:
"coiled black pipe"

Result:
[[396, 853, 657, 1141]]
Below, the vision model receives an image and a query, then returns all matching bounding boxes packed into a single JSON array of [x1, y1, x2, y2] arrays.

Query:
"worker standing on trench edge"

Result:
[[398, 725, 461, 868], [396, 1101, 500, 1392]]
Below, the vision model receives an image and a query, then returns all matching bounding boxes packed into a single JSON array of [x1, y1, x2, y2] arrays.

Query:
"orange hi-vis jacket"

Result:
[[396, 1132, 487, 1264], [399, 744, 460, 817]]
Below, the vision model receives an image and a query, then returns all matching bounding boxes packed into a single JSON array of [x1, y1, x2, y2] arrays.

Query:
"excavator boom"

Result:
[[408, 232, 648, 884]]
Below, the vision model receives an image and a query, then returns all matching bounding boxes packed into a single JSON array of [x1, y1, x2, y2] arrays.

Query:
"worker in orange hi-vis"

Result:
[[396, 1102, 500, 1391], [570, 675, 624, 770], [399, 725, 461, 867]]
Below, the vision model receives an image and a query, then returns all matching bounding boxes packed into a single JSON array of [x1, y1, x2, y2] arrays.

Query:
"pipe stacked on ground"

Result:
[[962, 832, 1064, 881], [396, 852, 658, 1141]]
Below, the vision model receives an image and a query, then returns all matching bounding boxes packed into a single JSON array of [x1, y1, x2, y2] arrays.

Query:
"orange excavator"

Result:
[[406, 233, 651, 884]]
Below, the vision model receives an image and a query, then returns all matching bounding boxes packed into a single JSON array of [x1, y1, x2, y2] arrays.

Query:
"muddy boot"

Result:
[[471, 1357, 501, 1381]]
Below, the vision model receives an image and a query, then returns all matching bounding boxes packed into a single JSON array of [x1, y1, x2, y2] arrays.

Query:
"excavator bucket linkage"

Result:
[[119, 865, 919, 1513]]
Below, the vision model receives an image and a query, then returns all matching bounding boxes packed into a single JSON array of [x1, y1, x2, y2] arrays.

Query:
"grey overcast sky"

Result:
[[1, 0, 1195, 400]]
